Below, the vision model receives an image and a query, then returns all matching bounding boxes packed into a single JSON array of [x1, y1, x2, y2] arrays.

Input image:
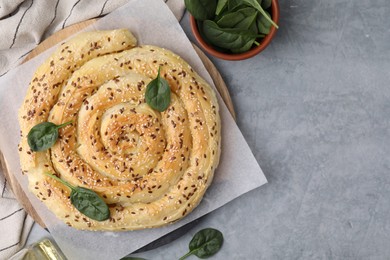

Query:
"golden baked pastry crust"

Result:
[[18, 29, 221, 231]]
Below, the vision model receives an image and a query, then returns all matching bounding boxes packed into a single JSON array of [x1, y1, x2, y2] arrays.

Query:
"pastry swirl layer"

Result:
[[18, 29, 221, 231]]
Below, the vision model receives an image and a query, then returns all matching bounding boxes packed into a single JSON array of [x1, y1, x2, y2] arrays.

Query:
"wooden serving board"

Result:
[[1, 19, 236, 228]]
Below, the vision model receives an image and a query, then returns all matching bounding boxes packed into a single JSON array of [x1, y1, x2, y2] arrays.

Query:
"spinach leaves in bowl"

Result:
[[185, 0, 279, 54]]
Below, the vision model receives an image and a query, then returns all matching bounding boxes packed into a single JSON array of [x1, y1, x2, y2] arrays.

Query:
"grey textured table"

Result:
[[28, 1, 390, 259], [134, 2, 390, 259]]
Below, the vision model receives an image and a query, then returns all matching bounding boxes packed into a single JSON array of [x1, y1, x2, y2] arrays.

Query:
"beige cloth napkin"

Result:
[[0, 0, 185, 258]]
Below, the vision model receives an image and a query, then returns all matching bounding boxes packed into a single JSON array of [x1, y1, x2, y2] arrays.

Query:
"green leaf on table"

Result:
[[44, 172, 110, 221], [27, 121, 72, 151], [145, 67, 171, 112], [185, 0, 217, 20], [179, 228, 224, 259], [203, 20, 259, 50]]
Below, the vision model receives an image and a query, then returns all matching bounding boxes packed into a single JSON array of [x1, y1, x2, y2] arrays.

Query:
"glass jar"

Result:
[[21, 238, 66, 260]]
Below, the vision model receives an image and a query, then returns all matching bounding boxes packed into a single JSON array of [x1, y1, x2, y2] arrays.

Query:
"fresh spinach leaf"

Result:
[[241, 0, 278, 29], [70, 187, 110, 221], [217, 7, 257, 30], [198, 20, 231, 53], [197, 20, 210, 45], [179, 228, 223, 259], [190, 0, 278, 54], [261, 0, 272, 9], [203, 20, 259, 50], [27, 121, 72, 151], [249, 16, 260, 33], [145, 67, 171, 112], [227, 0, 243, 11], [215, 0, 228, 15], [44, 172, 110, 221], [231, 38, 257, 53], [257, 10, 272, 34], [185, 0, 217, 21]]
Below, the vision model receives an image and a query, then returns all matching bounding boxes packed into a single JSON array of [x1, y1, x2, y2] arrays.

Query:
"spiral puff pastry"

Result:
[[18, 29, 221, 231]]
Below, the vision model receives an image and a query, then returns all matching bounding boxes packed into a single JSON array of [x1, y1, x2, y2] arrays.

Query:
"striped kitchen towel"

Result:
[[0, 0, 185, 258], [0, 171, 34, 259]]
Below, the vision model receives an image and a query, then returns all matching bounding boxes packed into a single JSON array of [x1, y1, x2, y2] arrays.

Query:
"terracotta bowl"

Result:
[[190, 0, 280, 61]]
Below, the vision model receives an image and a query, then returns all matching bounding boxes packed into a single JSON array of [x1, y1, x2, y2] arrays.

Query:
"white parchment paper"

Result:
[[0, 0, 267, 259]]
